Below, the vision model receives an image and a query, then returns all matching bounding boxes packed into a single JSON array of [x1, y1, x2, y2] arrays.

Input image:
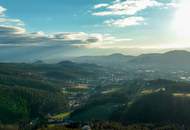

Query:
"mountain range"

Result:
[[72, 50, 190, 71]]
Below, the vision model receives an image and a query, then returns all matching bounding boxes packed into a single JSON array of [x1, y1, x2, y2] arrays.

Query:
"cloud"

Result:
[[50, 32, 103, 43], [0, 18, 24, 26], [0, 5, 24, 27], [92, 11, 114, 16], [75, 34, 133, 49], [0, 25, 123, 46], [104, 16, 145, 27], [94, 4, 109, 9], [49, 33, 132, 46], [93, 0, 163, 16], [92, 0, 177, 28], [0, 26, 48, 45], [164, 1, 178, 9], [0, 26, 26, 34], [0, 6, 6, 16]]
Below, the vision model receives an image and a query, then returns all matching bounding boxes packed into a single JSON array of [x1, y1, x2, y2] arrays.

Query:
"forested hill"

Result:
[[0, 62, 104, 124]]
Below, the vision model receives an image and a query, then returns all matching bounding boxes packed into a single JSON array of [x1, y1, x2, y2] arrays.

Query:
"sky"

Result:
[[0, 0, 190, 62]]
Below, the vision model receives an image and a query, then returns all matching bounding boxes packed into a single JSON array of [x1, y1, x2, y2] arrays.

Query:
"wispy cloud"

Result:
[[93, 0, 176, 28], [93, 0, 163, 16], [94, 4, 109, 9], [0, 18, 24, 26], [104, 16, 145, 27]]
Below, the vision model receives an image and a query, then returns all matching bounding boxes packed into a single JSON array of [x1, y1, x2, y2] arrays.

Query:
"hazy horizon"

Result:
[[0, 49, 189, 63]]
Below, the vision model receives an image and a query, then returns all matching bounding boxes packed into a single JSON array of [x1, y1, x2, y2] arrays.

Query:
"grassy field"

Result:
[[50, 112, 71, 120]]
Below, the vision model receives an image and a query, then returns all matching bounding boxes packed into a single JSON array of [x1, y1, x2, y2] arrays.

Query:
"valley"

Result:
[[1, 50, 190, 130]]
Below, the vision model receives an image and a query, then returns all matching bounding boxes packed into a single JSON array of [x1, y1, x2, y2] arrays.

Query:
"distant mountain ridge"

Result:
[[72, 53, 135, 68], [72, 50, 190, 71]]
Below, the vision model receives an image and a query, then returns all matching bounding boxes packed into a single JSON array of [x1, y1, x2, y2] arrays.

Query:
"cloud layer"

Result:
[[0, 25, 111, 46], [0, 5, 127, 47]]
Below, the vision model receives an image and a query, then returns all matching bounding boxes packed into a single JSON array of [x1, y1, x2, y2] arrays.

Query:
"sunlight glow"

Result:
[[173, 0, 190, 38]]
